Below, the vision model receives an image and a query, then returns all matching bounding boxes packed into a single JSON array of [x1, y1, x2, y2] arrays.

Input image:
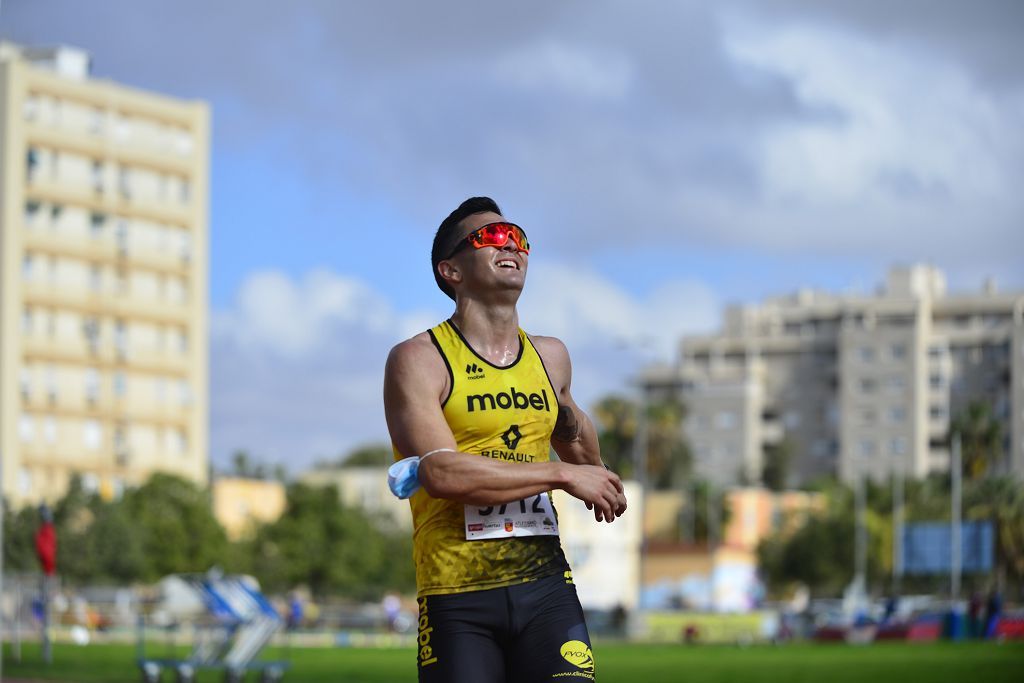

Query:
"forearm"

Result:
[[419, 451, 569, 506]]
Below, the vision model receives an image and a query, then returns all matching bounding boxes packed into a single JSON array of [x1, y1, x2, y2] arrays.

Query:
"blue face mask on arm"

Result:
[[386, 449, 457, 500]]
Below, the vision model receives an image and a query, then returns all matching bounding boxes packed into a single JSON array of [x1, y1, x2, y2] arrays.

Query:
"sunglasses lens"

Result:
[[464, 223, 530, 253]]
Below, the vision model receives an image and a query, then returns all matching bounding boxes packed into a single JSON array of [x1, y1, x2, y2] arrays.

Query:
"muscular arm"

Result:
[[532, 336, 602, 466], [532, 335, 627, 519], [383, 335, 625, 520]]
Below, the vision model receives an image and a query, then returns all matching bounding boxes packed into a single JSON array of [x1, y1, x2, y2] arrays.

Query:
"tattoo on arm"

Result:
[[552, 405, 582, 443]]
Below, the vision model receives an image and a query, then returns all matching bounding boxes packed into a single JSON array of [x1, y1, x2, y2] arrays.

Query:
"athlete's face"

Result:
[[447, 211, 529, 297]]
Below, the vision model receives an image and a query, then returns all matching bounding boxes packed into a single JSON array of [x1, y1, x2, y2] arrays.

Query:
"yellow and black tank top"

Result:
[[399, 319, 570, 597]]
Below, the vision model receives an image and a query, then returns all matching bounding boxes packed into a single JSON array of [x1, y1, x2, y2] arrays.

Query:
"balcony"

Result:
[[22, 281, 191, 325], [24, 121, 194, 176], [25, 177, 195, 227], [21, 336, 190, 377], [22, 230, 191, 278]]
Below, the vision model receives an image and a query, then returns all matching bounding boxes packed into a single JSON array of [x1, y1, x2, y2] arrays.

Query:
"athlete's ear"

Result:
[[438, 260, 462, 288]]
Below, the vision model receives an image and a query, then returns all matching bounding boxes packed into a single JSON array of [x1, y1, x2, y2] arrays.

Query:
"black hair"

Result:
[[431, 196, 502, 301]]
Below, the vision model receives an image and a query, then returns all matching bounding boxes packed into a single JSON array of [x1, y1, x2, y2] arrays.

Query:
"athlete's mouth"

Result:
[[496, 257, 520, 270]]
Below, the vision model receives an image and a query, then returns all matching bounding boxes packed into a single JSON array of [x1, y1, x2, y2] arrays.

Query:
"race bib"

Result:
[[464, 493, 560, 540]]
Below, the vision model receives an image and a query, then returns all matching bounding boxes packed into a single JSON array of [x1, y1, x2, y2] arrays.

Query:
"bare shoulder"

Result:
[[528, 334, 572, 391], [529, 334, 570, 364], [386, 331, 446, 380]]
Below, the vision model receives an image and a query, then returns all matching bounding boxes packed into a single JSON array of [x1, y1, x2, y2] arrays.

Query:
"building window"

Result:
[[114, 371, 126, 398], [24, 200, 42, 228], [783, 411, 801, 429], [91, 160, 103, 193], [85, 368, 100, 404], [44, 417, 57, 444], [19, 415, 35, 443], [178, 380, 191, 406], [26, 147, 39, 180], [859, 346, 875, 362], [890, 343, 907, 360], [858, 439, 876, 457], [860, 378, 877, 393], [50, 203, 64, 228], [886, 375, 906, 392], [18, 468, 33, 495], [20, 367, 32, 400], [928, 345, 943, 358], [929, 374, 944, 390], [116, 220, 129, 255], [861, 409, 876, 425], [89, 264, 102, 292], [929, 404, 946, 420], [114, 320, 127, 358], [715, 411, 737, 429], [45, 365, 57, 403], [890, 437, 908, 456], [90, 212, 106, 238], [889, 406, 907, 423], [22, 306, 33, 335], [119, 167, 132, 198], [83, 420, 102, 450], [22, 254, 34, 281]]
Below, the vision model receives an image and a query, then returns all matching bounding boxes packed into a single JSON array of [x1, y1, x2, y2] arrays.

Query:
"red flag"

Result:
[[35, 521, 57, 576]]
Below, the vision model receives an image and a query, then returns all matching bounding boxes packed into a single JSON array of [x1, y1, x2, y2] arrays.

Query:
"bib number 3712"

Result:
[[464, 493, 559, 540]]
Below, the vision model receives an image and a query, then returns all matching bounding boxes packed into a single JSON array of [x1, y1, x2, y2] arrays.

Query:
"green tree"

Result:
[[644, 397, 690, 490], [2, 500, 43, 571], [592, 395, 637, 478], [341, 444, 394, 467], [248, 483, 414, 599], [950, 400, 1003, 480], [762, 439, 794, 491], [122, 473, 228, 581]]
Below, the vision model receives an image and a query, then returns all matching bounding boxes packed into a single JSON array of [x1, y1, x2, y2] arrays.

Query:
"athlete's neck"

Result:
[[450, 300, 520, 367]]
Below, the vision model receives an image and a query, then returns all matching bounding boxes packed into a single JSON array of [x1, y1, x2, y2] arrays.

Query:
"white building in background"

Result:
[[553, 482, 643, 610], [641, 265, 1024, 485], [0, 43, 210, 506]]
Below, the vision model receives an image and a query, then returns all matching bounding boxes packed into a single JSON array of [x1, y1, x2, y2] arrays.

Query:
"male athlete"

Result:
[[383, 197, 627, 682]]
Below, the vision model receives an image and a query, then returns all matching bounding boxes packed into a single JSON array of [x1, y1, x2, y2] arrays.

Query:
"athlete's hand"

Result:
[[561, 464, 627, 523]]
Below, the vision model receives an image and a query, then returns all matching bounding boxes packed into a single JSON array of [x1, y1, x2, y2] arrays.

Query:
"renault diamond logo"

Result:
[[501, 424, 523, 450]]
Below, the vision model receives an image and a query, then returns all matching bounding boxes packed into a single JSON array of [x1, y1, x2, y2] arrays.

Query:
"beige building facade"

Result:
[[643, 266, 1024, 485], [0, 44, 210, 506], [212, 477, 287, 541]]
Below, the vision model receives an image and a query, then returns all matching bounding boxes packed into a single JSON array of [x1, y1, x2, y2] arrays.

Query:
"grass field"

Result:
[[4, 641, 1024, 683]]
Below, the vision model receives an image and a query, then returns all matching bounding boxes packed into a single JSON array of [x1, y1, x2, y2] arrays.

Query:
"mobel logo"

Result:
[[465, 363, 485, 379], [466, 387, 551, 413]]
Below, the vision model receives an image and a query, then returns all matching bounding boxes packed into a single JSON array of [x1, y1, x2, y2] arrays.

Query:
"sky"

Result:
[[3, 1, 1022, 471]]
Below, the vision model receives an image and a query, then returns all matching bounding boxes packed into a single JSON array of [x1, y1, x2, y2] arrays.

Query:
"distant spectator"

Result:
[[382, 593, 401, 632], [968, 591, 982, 639], [984, 589, 1003, 639], [286, 593, 303, 630]]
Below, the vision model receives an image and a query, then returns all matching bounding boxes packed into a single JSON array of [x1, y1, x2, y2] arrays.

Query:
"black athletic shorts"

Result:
[[416, 572, 595, 682]]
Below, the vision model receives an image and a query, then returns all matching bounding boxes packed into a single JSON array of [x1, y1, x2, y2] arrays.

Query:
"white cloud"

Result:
[[494, 41, 634, 99]]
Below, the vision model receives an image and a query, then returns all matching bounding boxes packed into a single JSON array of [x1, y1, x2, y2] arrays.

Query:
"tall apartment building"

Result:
[[642, 266, 1024, 486], [0, 44, 209, 507]]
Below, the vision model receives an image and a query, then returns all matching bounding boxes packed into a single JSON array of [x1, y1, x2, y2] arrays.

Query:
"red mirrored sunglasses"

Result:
[[446, 222, 530, 259]]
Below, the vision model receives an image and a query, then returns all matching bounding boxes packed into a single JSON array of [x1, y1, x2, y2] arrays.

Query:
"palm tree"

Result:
[[950, 400, 1003, 480], [593, 394, 637, 479]]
